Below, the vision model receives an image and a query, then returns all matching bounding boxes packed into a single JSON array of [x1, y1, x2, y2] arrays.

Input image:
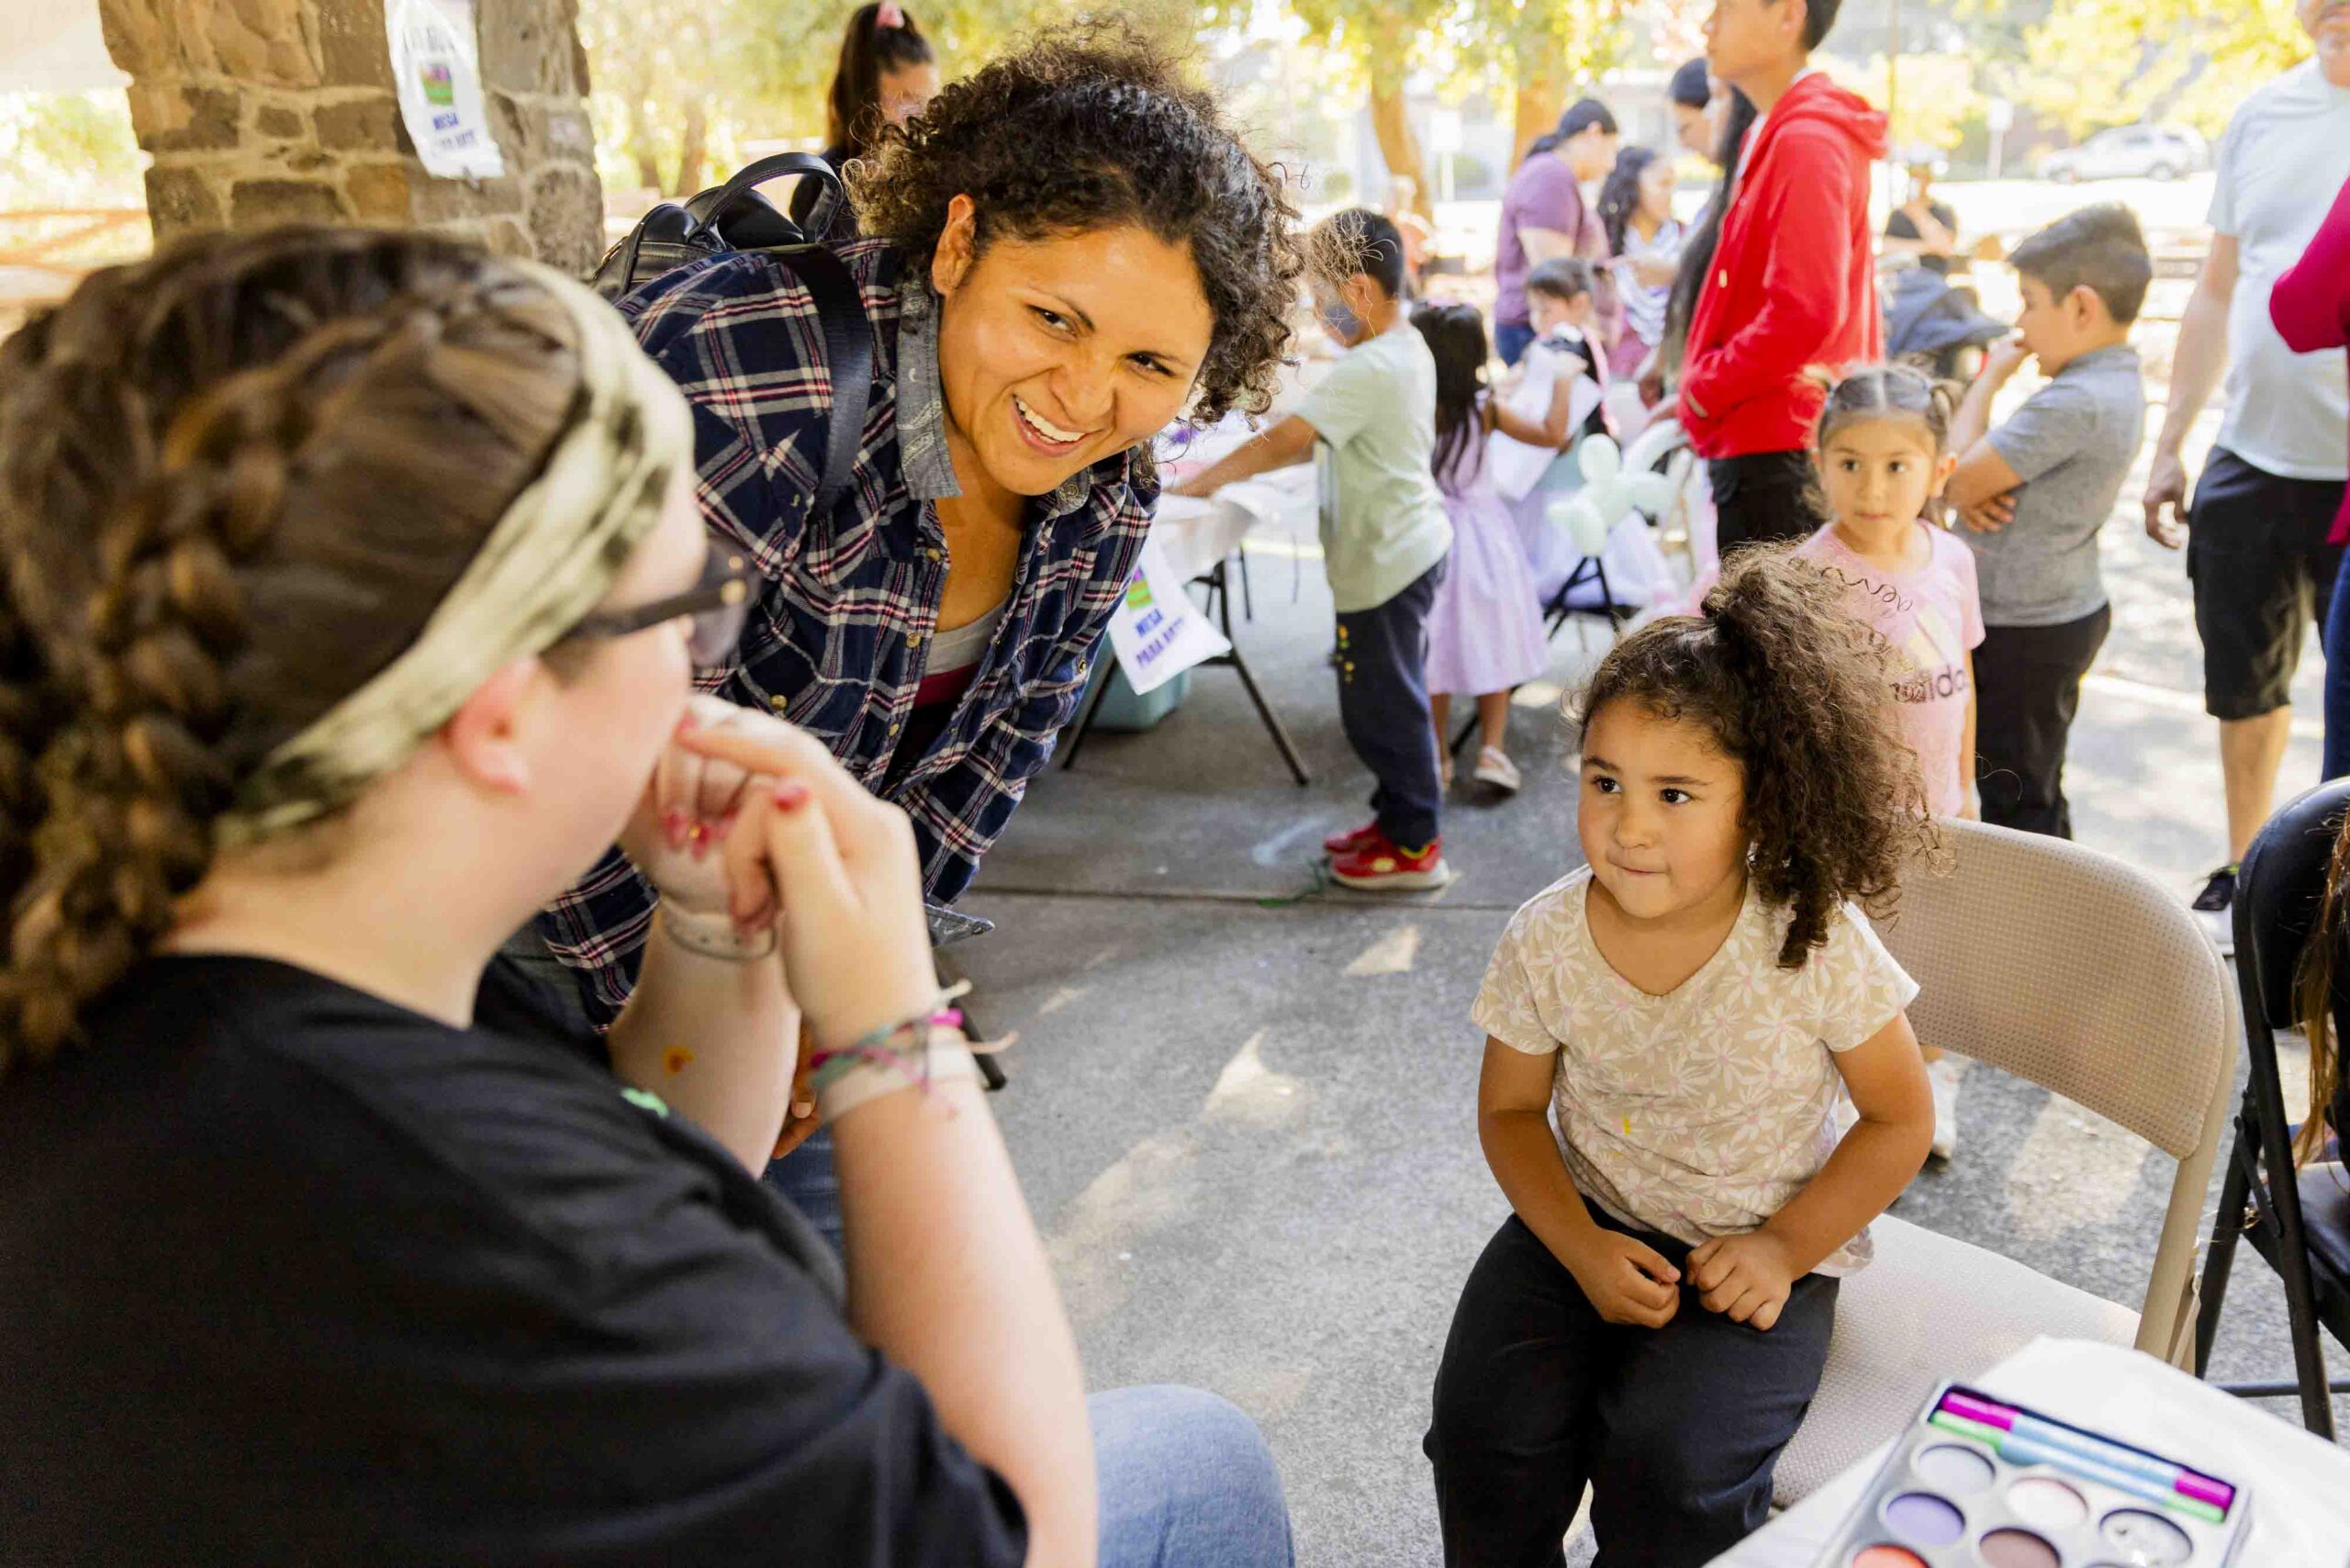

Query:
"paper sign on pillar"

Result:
[[386, 0, 505, 180]]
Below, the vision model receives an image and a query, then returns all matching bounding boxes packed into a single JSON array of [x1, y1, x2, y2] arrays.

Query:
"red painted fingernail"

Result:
[[772, 780, 810, 812], [664, 811, 688, 847], [676, 709, 699, 733]]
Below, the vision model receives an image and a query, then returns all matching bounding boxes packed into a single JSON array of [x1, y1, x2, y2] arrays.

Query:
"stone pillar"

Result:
[[99, 0, 604, 274]]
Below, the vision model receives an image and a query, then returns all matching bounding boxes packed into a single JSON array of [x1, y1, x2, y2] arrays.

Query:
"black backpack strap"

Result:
[[775, 244, 872, 521]]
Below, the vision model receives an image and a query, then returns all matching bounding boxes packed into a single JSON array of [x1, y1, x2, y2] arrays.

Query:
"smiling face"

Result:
[[930, 198, 1214, 507], [1578, 698, 1750, 925], [2306, 0, 2350, 81], [1814, 415, 1952, 545]]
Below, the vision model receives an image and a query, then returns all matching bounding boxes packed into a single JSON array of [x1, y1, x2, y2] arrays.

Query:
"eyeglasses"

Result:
[[560, 548, 753, 673]]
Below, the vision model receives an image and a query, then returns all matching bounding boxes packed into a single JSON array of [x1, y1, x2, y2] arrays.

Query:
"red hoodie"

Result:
[[1679, 73, 1889, 458]]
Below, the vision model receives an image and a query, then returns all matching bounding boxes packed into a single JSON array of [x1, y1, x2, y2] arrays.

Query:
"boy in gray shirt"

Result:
[[1946, 204, 2152, 838]]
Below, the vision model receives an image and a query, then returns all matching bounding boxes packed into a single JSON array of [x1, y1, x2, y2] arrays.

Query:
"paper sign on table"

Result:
[[386, 0, 504, 180], [1104, 533, 1229, 696]]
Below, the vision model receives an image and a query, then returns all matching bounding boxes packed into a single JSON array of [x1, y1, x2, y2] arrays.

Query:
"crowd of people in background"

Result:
[[3, 0, 2349, 1563]]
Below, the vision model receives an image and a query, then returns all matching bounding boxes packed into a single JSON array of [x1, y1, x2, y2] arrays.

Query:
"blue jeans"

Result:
[[2326, 559, 2350, 781], [1095, 1385, 1295, 1568], [765, 1126, 845, 1253]]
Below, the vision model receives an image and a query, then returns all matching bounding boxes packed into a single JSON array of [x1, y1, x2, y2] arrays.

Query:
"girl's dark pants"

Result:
[[1426, 1210, 1839, 1568]]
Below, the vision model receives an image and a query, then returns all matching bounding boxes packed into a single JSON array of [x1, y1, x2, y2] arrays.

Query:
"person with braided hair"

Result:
[[0, 228, 1292, 1568], [1425, 550, 1936, 1565]]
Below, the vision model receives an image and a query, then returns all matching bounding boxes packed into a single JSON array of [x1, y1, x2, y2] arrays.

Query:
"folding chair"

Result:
[[1775, 820, 2238, 1504], [2194, 778, 2350, 1436]]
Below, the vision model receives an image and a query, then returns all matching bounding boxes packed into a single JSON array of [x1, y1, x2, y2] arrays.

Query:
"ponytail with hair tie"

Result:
[[1573, 549, 1943, 968]]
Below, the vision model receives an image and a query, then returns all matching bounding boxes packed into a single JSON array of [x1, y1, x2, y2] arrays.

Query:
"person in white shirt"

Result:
[[2143, 0, 2350, 948]]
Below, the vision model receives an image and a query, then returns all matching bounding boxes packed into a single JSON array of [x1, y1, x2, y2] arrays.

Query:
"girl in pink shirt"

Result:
[[1793, 364, 1984, 820], [1793, 364, 1983, 1160]]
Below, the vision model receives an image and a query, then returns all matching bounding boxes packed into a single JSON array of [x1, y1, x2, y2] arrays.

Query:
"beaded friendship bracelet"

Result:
[[807, 981, 984, 1118]]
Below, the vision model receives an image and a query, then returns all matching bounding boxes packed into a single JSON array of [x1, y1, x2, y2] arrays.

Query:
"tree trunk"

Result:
[[1513, 51, 1568, 169], [672, 100, 710, 197], [1366, 57, 1431, 220]]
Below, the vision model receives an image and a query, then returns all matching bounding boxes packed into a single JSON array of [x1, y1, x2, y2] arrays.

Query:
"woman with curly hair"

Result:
[[543, 32, 1302, 1232], [0, 227, 1292, 1566], [1424, 548, 1937, 1566]]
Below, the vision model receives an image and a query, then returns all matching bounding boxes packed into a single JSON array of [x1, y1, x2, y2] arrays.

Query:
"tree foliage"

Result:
[[2012, 0, 2308, 136], [0, 90, 141, 209], [576, 0, 1196, 198]]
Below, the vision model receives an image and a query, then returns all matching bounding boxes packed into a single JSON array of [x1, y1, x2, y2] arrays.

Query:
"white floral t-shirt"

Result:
[[1472, 867, 1918, 1275]]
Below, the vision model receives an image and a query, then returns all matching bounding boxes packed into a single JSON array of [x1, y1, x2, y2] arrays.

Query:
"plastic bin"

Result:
[[1080, 657, 1191, 733]]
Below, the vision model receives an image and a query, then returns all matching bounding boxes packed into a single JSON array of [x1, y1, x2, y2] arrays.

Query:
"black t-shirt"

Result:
[[0, 955, 1024, 1566], [1886, 200, 1961, 276]]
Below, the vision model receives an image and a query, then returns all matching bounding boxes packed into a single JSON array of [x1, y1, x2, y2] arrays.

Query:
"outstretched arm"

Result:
[[1169, 415, 1317, 498]]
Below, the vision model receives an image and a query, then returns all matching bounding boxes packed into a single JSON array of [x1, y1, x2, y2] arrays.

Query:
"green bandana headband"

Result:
[[217, 262, 695, 848]]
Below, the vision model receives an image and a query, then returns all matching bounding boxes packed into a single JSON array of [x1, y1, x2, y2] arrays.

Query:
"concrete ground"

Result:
[[955, 399, 2346, 1565]]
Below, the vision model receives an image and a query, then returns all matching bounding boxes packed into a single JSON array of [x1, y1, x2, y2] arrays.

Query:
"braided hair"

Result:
[[0, 228, 589, 1069], [1571, 549, 1942, 968]]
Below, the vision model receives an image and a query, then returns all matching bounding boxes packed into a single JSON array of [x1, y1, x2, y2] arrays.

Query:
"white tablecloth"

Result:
[[1709, 1337, 2350, 1568]]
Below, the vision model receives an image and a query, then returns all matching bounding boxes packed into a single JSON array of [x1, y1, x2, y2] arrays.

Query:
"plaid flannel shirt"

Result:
[[537, 241, 1155, 1023]]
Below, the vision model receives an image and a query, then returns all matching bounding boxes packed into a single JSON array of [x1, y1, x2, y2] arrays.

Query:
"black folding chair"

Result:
[[2195, 778, 2350, 1435]]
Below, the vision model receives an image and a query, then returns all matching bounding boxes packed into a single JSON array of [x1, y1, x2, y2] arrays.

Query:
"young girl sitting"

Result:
[[1793, 363, 1983, 1161], [1425, 551, 1938, 1567], [1415, 299, 1566, 796]]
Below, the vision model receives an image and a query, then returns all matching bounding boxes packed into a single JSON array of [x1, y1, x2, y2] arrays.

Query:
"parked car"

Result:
[[2037, 124, 2208, 183]]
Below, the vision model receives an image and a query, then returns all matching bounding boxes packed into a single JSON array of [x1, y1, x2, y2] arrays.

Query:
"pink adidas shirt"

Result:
[[1796, 521, 1986, 818]]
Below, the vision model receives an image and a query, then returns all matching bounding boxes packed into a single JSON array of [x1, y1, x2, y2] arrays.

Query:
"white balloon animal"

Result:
[[1543, 420, 1688, 556]]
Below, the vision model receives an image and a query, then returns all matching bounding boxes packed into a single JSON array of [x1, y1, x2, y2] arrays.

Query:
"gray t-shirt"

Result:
[[1970, 343, 2146, 628]]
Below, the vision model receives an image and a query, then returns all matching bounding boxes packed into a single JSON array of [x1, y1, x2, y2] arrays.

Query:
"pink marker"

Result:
[[1936, 1389, 2233, 1513]]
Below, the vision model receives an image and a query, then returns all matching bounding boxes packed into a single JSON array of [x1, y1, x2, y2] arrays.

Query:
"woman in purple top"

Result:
[[1494, 98, 1620, 366]]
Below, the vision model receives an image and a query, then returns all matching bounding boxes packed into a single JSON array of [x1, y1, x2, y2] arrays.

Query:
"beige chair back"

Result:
[[1874, 819, 2238, 1361]]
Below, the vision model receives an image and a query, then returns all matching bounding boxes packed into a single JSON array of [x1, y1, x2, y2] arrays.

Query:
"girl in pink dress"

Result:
[[1413, 301, 1568, 794], [1793, 362, 1982, 1160]]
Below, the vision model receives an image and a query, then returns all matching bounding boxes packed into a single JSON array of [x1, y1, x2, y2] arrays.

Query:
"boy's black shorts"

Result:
[[2188, 446, 2347, 722]]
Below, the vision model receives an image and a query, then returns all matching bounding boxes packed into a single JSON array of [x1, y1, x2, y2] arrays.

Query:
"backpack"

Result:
[[590, 151, 871, 519]]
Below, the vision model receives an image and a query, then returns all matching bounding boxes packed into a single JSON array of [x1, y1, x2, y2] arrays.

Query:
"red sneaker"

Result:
[[1329, 831, 1452, 890], [1323, 819, 1382, 856]]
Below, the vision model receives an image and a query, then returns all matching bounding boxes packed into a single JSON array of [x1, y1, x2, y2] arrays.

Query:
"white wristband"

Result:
[[814, 1036, 980, 1123], [659, 904, 778, 962]]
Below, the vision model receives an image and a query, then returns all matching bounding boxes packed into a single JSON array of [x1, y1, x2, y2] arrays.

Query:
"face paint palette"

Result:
[[1815, 1383, 2252, 1568]]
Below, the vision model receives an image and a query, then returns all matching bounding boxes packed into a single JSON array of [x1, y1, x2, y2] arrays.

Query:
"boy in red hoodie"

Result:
[[1681, 0, 1888, 554]]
